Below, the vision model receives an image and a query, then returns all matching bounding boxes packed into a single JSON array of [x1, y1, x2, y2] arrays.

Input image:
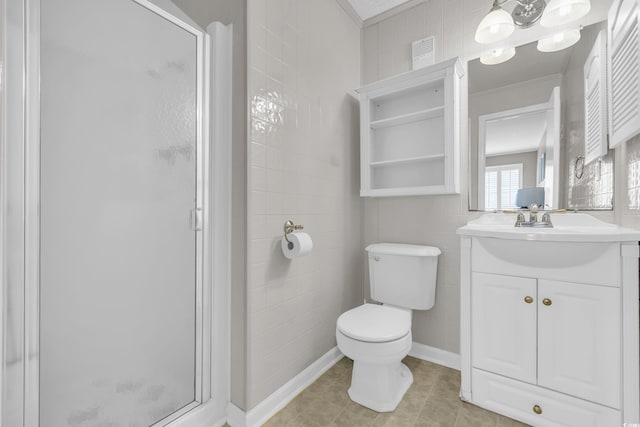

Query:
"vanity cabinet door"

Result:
[[537, 280, 621, 409], [472, 273, 537, 384]]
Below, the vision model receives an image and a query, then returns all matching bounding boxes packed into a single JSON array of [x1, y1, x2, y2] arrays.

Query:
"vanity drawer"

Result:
[[471, 238, 620, 287], [472, 369, 620, 427]]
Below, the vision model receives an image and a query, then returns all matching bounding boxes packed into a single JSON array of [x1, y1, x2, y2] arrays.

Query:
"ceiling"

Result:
[[347, 0, 412, 21], [486, 110, 547, 157]]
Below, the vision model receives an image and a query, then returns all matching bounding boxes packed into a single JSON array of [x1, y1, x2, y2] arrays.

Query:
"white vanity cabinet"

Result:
[[473, 273, 620, 409], [458, 214, 640, 427], [357, 58, 463, 197]]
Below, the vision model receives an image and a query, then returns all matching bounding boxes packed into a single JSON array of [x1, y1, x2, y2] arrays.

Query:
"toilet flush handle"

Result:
[[372, 256, 380, 261]]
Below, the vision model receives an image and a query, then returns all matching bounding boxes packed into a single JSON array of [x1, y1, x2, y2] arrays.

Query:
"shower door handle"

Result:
[[189, 208, 202, 231]]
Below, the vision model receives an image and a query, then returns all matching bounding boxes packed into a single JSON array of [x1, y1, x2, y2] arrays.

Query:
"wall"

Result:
[[361, 0, 638, 356], [170, 0, 248, 409], [485, 151, 538, 190], [246, 0, 362, 409], [560, 22, 614, 210], [618, 105, 640, 224], [627, 138, 640, 210]]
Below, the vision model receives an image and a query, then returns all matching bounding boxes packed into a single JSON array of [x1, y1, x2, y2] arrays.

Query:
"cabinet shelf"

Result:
[[370, 106, 444, 130], [370, 153, 444, 167]]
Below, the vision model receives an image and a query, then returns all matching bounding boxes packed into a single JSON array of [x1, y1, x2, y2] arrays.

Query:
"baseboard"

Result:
[[409, 341, 461, 371], [166, 399, 226, 427], [227, 403, 247, 427], [227, 346, 344, 427]]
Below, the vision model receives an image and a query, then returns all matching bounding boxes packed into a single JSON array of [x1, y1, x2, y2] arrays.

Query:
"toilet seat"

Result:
[[337, 303, 411, 343]]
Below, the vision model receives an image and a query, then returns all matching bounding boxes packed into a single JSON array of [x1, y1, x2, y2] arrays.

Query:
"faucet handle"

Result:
[[541, 212, 553, 227], [515, 212, 525, 227]]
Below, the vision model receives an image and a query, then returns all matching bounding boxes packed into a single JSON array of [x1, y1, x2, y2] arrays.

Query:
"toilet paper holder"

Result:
[[283, 220, 304, 244]]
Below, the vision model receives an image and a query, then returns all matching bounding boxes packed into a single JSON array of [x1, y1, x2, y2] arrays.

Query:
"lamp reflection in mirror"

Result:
[[480, 47, 517, 65], [475, 0, 515, 44], [537, 28, 581, 52], [540, 0, 591, 27]]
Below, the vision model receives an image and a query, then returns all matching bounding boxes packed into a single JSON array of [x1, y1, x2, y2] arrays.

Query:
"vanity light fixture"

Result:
[[480, 46, 517, 64], [476, 0, 546, 44], [540, 0, 591, 27], [476, 0, 591, 53], [537, 28, 581, 51], [475, 1, 515, 44]]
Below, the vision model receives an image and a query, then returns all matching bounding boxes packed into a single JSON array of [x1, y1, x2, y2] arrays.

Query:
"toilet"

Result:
[[336, 243, 441, 412]]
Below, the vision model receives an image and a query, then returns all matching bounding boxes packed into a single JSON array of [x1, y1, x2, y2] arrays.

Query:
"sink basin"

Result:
[[457, 212, 640, 242]]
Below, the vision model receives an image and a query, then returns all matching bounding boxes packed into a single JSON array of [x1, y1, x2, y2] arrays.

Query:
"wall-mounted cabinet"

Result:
[[584, 30, 608, 164], [608, 0, 640, 148], [357, 58, 463, 197]]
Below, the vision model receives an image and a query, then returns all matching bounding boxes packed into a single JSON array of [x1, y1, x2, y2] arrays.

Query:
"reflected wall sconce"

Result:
[[476, 0, 591, 63], [537, 28, 582, 52]]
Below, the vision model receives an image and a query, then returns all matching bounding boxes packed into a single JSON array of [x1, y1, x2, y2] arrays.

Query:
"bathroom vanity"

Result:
[[458, 213, 640, 426]]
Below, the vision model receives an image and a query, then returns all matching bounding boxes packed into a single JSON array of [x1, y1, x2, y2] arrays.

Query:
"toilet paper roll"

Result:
[[281, 232, 313, 259]]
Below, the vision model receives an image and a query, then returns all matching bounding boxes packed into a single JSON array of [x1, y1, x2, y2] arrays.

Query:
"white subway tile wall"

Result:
[[247, 0, 362, 409], [627, 136, 640, 210]]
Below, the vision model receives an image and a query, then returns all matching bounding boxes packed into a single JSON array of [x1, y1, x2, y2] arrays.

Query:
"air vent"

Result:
[[412, 36, 435, 70]]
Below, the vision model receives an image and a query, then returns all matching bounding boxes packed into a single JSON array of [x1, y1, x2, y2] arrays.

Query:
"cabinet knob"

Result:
[[533, 404, 543, 415], [524, 296, 534, 304], [542, 298, 552, 306]]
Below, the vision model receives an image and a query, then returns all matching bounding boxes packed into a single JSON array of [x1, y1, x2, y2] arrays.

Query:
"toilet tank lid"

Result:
[[366, 243, 441, 257]]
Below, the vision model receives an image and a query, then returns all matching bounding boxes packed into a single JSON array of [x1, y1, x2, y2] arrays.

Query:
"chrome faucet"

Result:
[[514, 204, 554, 228], [529, 204, 539, 223]]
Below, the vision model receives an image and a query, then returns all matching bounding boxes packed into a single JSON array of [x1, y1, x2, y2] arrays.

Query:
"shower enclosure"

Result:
[[1, 0, 231, 426]]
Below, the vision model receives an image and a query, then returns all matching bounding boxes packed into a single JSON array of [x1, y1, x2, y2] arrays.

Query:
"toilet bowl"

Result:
[[335, 243, 440, 412], [336, 303, 413, 412]]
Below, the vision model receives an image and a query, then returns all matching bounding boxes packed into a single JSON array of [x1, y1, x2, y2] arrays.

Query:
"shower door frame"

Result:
[[1, 1, 231, 426]]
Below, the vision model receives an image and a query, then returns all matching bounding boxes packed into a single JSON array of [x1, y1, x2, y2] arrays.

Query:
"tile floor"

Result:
[[261, 356, 529, 426]]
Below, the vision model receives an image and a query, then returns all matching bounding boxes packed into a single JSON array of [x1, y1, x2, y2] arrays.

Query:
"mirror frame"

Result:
[[477, 101, 553, 211]]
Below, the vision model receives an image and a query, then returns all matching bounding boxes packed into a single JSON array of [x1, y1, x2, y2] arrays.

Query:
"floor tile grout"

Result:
[[261, 356, 530, 427]]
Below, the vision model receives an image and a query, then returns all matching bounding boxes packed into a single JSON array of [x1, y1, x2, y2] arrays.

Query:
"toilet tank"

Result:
[[367, 243, 441, 310]]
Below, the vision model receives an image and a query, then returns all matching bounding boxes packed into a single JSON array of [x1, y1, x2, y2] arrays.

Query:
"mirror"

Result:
[[468, 22, 614, 211]]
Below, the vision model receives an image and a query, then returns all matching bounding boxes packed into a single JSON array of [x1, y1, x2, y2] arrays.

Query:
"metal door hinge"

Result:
[[190, 208, 202, 231]]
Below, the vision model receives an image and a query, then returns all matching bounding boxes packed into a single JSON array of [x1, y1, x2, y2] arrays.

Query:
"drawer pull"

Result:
[[524, 296, 534, 304], [533, 404, 543, 415], [542, 298, 552, 306]]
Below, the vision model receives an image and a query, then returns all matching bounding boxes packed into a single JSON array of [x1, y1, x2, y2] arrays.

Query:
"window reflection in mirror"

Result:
[[468, 22, 614, 212]]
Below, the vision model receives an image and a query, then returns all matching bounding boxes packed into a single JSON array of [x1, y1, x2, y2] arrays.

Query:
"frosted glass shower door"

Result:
[[39, 1, 203, 426]]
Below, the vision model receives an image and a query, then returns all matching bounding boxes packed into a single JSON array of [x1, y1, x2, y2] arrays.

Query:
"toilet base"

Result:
[[347, 361, 414, 412]]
